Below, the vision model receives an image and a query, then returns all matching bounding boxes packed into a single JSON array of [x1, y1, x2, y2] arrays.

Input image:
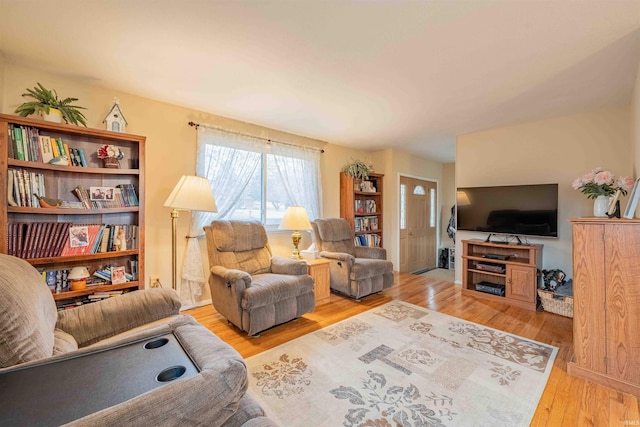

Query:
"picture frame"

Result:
[[110, 266, 127, 285], [623, 178, 640, 219], [69, 226, 89, 248], [90, 186, 115, 200]]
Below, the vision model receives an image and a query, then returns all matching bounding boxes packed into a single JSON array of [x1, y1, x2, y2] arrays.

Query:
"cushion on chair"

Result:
[[0, 254, 58, 368], [313, 218, 356, 256], [350, 258, 394, 280], [241, 274, 314, 309], [208, 221, 272, 275]]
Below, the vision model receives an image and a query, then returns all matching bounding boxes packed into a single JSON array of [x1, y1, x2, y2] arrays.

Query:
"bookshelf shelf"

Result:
[[0, 113, 145, 309], [52, 281, 140, 300], [27, 249, 140, 266], [8, 206, 140, 214]]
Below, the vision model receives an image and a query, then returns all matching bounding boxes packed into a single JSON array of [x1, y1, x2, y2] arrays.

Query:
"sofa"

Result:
[[0, 253, 276, 426], [204, 220, 315, 336]]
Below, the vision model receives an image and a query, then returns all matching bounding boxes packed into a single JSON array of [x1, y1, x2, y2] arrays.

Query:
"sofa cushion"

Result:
[[313, 218, 356, 256], [242, 274, 314, 309], [0, 254, 57, 368], [207, 221, 272, 275], [53, 329, 78, 355]]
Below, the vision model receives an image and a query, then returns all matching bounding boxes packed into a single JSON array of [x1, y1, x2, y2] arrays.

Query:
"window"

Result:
[[196, 127, 321, 228], [400, 183, 406, 230], [430, 188, 436, 227]]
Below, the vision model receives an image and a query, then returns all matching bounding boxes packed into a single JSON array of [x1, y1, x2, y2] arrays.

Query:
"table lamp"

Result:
[[278, 206, 312, 260], [163, 175, 217, 290]]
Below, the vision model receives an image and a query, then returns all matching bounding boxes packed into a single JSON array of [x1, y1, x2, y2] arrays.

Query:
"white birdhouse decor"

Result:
[[103, 98, 128, 133]]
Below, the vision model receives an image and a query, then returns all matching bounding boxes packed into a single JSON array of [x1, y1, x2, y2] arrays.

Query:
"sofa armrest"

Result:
[[64, 316, 251, 427], [210, 266, 252, 289], [56, 289, 181, 348], [355, 246, 387, 260], [270, 256, 307, 275], [320, 251, 355, 266]]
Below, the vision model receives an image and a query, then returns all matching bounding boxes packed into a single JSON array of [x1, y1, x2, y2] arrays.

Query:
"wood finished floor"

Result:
[[184, 271, 640, 427]]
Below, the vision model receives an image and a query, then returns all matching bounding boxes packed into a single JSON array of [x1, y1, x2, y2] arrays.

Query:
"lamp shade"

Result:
[[163, 175, 218, 212], [456, 190, 471, 206], [278, 206, 312, 231]]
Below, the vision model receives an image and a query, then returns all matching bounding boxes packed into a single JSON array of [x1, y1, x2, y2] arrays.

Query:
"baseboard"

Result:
[[455, 280, 462, 285], [180, 298, 212, 311]]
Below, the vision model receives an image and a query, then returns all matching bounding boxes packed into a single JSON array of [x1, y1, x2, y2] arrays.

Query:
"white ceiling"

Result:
[[1, 0, 639, 162]]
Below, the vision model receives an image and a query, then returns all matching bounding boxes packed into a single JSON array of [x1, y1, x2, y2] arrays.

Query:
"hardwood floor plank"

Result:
[[184, 270, 639, 426]]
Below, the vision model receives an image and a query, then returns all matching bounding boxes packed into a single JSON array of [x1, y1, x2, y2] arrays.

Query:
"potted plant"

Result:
[[14, 83, 88, 127], [341, 159, 370, 179]]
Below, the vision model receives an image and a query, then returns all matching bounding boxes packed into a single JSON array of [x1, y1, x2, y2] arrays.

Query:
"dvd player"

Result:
[[475, 281, 506, 297], [482, 253, 509, 261]]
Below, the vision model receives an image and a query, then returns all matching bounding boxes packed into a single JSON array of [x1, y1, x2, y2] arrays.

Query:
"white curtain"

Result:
[[271, 141, 321, 220], [179, 126, 321, 305]]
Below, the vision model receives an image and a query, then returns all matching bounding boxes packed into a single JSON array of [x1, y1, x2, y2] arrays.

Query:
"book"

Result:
[[51, 137, 60, 158], [78, 149, 87, 167], [7, 171, 18, 207], [13, 126, 25, 161], [39, 136, 54, 163], [99, 226, 111, 252], [63, 143, 72, 166]]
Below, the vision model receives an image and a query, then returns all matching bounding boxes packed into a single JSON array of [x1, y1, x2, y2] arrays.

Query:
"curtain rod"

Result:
[[188, 121, 324, 153]]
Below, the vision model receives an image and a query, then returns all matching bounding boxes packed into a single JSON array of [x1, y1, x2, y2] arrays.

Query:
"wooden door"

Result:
[[399, 177, 437, 273], [506, 265, 536, 303], [572, 223, 607, 374], [604, 224, 640, 384]]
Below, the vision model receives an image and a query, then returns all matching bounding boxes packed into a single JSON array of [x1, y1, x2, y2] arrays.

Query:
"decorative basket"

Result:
[[538, 289, 573, 318], [102, 157, 120, 169]]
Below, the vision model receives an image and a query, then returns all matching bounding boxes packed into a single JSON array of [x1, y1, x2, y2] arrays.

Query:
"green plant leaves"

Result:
[[15, 82, 88, 126]]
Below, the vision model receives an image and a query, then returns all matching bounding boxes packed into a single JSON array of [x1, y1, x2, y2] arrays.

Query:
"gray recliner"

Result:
[[204, 220, 315, 336], [312, 218, 393, 301]]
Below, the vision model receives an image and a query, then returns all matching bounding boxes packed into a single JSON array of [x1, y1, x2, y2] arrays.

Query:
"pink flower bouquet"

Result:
[[97, 144, 124, 160], [572, 167, 633, 199]]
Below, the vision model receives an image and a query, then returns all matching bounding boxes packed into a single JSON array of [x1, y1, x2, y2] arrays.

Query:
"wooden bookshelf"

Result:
[[340, 172, 384, 247], [0, 113, 145, 308]]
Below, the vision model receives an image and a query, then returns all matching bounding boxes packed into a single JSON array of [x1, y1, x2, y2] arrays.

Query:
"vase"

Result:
[[593, 195, 610, 217], [41, 107, 63, 123], [102, 157, 120, 169]]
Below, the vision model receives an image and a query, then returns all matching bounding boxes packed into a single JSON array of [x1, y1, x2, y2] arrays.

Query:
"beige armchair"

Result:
[[312, 218, 393, 301], [204, 220, 315, 336]]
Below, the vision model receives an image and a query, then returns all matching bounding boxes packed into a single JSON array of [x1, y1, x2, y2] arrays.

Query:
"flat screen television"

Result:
[[456, 184, 558, 237]]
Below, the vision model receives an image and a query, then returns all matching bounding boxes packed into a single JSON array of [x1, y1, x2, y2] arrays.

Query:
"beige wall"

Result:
[[440, 163, 455, 249], [1, 62, 382, 304], [455, 105, 632, 284], [634, 60, 640, 179]]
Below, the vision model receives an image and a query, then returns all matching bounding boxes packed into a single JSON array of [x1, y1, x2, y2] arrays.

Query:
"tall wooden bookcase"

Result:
[[0, 113, 145, 308], [340, 172, 384, 247]]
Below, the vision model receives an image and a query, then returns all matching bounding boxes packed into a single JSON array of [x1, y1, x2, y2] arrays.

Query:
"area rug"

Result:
[[246, 301, 557, 427]]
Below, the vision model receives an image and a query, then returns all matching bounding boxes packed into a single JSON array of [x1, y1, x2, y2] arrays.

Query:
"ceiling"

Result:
[[1, 1, 639, 162]]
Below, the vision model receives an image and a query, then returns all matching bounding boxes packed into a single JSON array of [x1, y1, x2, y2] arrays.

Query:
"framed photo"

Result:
[[90, 186, 115, 200], [110, 266, 127, 285], [623, 178, 640, 219], [69, 226, 89, 248]]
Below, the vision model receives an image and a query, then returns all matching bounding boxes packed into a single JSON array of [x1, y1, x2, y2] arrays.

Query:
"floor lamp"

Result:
[[163, 175, 217, 290]]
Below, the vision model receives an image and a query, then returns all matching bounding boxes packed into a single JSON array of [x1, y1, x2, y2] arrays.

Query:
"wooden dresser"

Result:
[[569, 218, 640, 395]]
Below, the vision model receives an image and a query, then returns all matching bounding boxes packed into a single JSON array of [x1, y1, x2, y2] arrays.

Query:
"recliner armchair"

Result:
[[312, 218, 393, 301], [204, 220, 315, 336]]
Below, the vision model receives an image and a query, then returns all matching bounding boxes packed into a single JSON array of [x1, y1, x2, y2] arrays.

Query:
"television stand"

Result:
[[462, 239, 542, 311]]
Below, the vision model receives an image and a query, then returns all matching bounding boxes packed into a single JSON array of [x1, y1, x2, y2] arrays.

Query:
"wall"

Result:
[[455, 105, 632, 284], [634, 60, 640, 179], [1, 62, 375, 305], [440, 163, 455, 249], [376, 149, 443, 268]]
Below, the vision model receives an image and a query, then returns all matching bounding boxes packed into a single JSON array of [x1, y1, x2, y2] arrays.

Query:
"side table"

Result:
[[304, 258, 331, 305]]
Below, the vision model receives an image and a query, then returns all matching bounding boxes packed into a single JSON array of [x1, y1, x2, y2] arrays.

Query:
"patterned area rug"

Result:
[[246, 301, 557, 427]]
